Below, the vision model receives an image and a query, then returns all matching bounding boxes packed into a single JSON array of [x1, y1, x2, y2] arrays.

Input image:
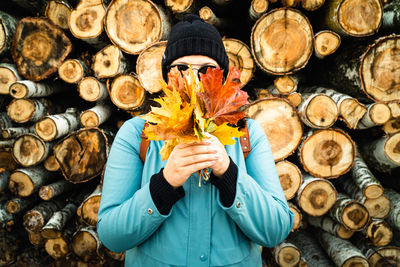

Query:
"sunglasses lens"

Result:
[[177, 65, 189, 72], [198, 65, 216, 75]]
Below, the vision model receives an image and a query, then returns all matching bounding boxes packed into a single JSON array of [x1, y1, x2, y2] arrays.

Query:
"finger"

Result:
[[181, 153, 219, 167], [186, 160, 217, 174], [179, 144, 218, 157], [176, 139, 212, 149]]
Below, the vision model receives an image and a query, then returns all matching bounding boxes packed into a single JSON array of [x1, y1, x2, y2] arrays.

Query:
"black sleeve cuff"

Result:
[[149, 168, 185, 215], [209, 157, 238, 207]]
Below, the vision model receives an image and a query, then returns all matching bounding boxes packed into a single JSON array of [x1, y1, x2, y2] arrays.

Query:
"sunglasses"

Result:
[[166, 64, 217, 80]]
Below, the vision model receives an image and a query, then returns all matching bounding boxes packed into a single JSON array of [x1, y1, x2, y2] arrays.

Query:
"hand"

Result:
[[163, 141, 218, 188], [204, 133, 230, 178]]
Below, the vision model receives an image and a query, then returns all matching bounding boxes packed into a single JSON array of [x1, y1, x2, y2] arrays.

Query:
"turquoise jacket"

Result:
[[97, 117, 294, 266]]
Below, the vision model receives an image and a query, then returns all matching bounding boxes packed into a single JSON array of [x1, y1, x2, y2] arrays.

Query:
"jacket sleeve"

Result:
[[97, 118, 172, 252], [217, 119, 294, 248]]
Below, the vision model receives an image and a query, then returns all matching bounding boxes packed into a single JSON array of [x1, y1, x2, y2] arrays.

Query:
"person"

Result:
[[97, 14, 294, 267]]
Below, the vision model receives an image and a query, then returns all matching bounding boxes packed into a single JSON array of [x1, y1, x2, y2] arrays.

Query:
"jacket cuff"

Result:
[[150, 168, 185, 215], [209, 157, 238, 207]]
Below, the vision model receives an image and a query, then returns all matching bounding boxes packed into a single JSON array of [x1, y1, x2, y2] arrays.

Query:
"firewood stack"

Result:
[[0, 0, 399, 266]]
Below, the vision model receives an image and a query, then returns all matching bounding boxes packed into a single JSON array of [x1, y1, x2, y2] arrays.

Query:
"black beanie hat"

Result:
[[161, 14, 229, 81]]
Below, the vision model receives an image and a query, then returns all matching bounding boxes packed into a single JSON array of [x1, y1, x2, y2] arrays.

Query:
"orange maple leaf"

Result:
[[199, 67, 249, 126]]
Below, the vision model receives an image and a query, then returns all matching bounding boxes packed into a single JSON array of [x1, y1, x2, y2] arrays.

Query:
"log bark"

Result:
[[80, 184, 101, 226], [251, 8, 313, 75], [9, 80, 65, 99], [296, 174, 337, 216], [80, 102, 112, 127], [7, 98, 58, 123], [0, 150, 18, 172], [0, 171, 9, 193], [245, 98, 303, 162], [288, 202, 303, 231], [136, 41, 166, 94], [273, 75, 300, 95], [41, 202, 77, 239], [165, 0, 197, 16], [71, 226, 104, 262], [382, 0, 400, 30], [0, 139, 14, 149], [2, 126, 34, 139], [23, 198, 64, 233], [361, 132, 400, 174], [78, 76, 109, 102], [6, 195, 38, 214], [44, 221, 75, 259], [306, 214, 354, 239], [34, 108, 80, 142], [105, 0, 171, 55], [39, 180, 74, 201], [9, 166, 54, 197], [319, 0, 382, 37], [316, 229, 369, 267], [0, 63, 21, 94], [297, 93, 338, 129], [363, 218, 393, 247], [12, 17, 72, 81], [58, 59, 89, 84], [287, 230, 335, 267], [249, 0, 268, 21], [0, 11, 18, 56], [68, 0, 109, 49], [276, 160, 302, 200], [272, 241, 301, 267], [45, 0, 72, 30], [329, 192, 370, 231], [301, 86, 367, 129], [365, 246, 400, 267], [314, 30, 340, 59], [0, 204, 15, 229], [388, 101, 400, 118], [28, 232, 45, 247], [0, 111, 13, 129], [286, 92, 302, 107], [199, 7, 227, 29], [351, 149, 384, 199], [109, 74, 145, 111], [298, 129, 356, 179], [12, 133, 53, 167], [92, 45, 128, 79], [222, 38, 255, 89], [44, 155, 60, 172], [356, 103, 391, 129], [385, 188, 400, 232], [53, 127, 113, 183]]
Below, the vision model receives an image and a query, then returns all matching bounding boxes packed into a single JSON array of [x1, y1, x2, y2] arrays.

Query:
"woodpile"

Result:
[[0, 0, 399, 266]]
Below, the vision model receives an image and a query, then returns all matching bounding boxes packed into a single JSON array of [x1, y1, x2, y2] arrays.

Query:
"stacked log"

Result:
[[0, 0, 399, 265]]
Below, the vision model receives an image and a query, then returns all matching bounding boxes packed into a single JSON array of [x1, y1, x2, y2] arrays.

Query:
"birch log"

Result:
[[272, 241, 301, 267], [306, 214, 354, 239], [314, 30, 340, 59], [71, 226, 104, 262], [6, 195, 38, 214], [12, 17, 72, 81], [199, 7, 227, 29], [251, 8, 313, 75], [0, 139, 13, 149], [39, 180, 74, 201], [105, 0, 171, 55], [109, 74, 145, 111], [45, 0, 72, 30], [58, 59, 89, 84], [245, 98, 303, 162], [289, 202, 303, 231], [2, 126, 34, 139], [297, 93, 338, 129], [7, 98, 58, 123], [9, 166, 54, 197], [9, 80, 65, 99], [92, 45, 128, 79], [363, 219, 393, 247], [0, 112, 13, 129], [296, 174, 337, 216], [28, 232, 45, 247], [329, 193, 370, 231], [78, 77, 109, 102], [316, 229, 369, 267], [44, 155, 60, 172], [388, 102, 400, 119], [383, 118, 400, 135], [0, 63, 21, 94], [382, 0, 400, 30], [0, 204, 15, 229], [249, 0, 268, 21], [0, 171, 9, 193], [34, 108, 80, 141], [361, 132, 400, 174], [272, 75, 300, 95], [44, 221, 75, 259], [165, 0, 197, 16], [356, 103, 391, 129], [301, 87, 367, 129], [23, 198, 64, 233], [80, 184, 102, 226], [0, 11, 18, 56], [385, 188, 400, 232], [298, 129, 356, 179], [276, 160, 302, 200], [41, 202, 77, 239], [80, 103, 112, 127], [12, 133, 53, 167]]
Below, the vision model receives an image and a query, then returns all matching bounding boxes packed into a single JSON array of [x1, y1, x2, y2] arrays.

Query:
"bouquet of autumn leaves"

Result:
[[140, 66, 249, 183]]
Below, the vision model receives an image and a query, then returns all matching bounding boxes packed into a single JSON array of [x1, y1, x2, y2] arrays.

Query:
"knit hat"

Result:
[[161, 14, 229, 81]]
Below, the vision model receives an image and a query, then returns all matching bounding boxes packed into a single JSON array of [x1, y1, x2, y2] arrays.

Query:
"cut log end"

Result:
[[305, 94, 338, 128], [9, 82, 28, 99], [251, 8, 313, 75], [28, 232, 45, 247], [39, 186, 53, 201], [342, 257, 369, 267], [110, 74, 145, 110], [78, 77, 105, 102], [165, 0, 194, 13], [69, 0, 106, 39], [35, 118, 57, 141], [289, 203, 302, 231], [71, 230, 98, 260], [276, 160, 302, 200], [274, 76, 297, 95], [314, 31, 340, 58], [6, 200, 20, 214], [339, 98, 367, 129], [45, 238, 69, 259], [363, 194, 391, 219], [366, 220, 393, 247], [302, 0, 325, 11], [342, 202, 369, 231], [0, 65, 19, 94], [287, 92, 302, 107], [245, 98, 303, 162], [45, 0, 71, 30], [337, 225, 354, 239], [383, 119, 400, 135], [364, 184, 384, 200], [369, 103, 391, 125], [12, 134, 47, 167], [300, 129, 355, 179], [277, 246, 301, 267], [199, 7, 213, 22], [82, 195, 100, 226], [23, 210, 44, 233], [58, 59, 85, 84], [80, 110, 100, 127], [298, 178, 337, 216], [44, 155, 60, 172], [7, 99, 35, 123], [338, 0, 382, 36], [252, 0, 268, 14], [9, 171, 34, 197], [93, 45, 125, 79], [384, 132, 400, 165], [367, 247, 400, 267]]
